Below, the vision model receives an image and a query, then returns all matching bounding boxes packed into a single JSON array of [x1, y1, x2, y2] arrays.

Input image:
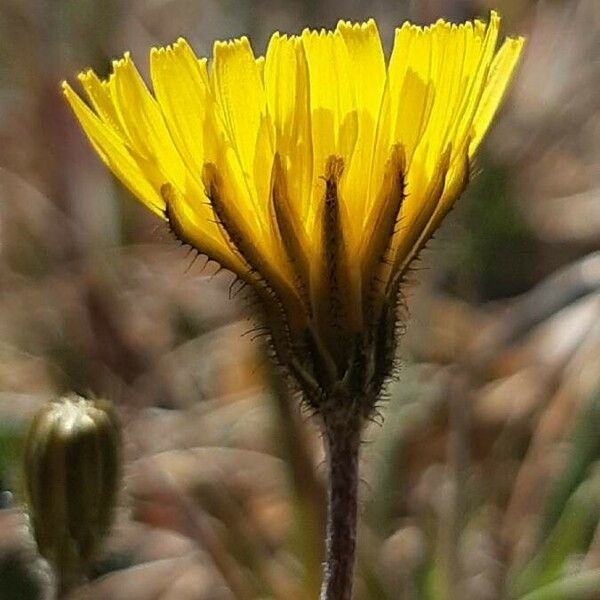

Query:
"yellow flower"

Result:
[[63, 12, 523, 406]]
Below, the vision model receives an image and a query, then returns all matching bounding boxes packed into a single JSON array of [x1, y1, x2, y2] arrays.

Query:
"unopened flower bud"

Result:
[[23, 395, 121, 592]]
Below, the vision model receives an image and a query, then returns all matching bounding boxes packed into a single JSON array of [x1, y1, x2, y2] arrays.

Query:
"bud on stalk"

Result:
[[23, 395, 121, 595]]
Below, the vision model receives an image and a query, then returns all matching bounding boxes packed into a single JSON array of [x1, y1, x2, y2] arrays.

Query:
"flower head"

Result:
[[63, 12, 523, 411], [23, 396, 121, 590]]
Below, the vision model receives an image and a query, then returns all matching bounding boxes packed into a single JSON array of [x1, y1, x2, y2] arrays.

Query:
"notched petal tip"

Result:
[[111, 51, 131, 72], [150, 46, 164, 59], [510, 35, 526, 50], [76, 69, 95, 84], [336, 17, 377, 32], [302, 27, 337, 41], [175, 37, 191, 49], [62, 80, 84, 106], [213, 35, 253, 56]]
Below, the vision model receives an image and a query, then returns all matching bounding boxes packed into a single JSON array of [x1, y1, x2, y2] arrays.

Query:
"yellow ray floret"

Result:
[[63, 11, 523, 348]]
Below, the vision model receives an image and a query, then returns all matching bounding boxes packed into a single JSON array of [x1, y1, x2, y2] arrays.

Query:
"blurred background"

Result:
[[0, 0, 599, 598]]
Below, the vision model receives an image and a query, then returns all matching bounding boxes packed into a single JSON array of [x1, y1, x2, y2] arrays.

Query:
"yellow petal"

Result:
[[370, 23, 434, 200], [150, 38, 210, 179], [210, 37, 273, 212], [416, 22, 465, 163], [470, 36, 525, 153], [264, 34, 313, 226], [110, 53, 187, 192], [391, 25, 436, 163], [302, 29, 358, 201], [446, 11, 501, 163], [208, 39, 304, 286], [149, 39, 251, 265], [77, 70, 124, 136], [62, 82, 165, 217], [337, 19, 386, 234]]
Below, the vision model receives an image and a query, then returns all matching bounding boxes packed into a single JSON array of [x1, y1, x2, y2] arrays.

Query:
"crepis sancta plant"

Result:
[[63, 11, 523, 599]]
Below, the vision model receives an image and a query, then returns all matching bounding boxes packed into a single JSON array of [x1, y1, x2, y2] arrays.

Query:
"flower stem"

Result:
[[320, 409, 363, 600]]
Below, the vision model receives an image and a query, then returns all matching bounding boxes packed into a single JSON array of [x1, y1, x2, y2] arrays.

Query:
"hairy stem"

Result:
[[320, 409, 363, 600]]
